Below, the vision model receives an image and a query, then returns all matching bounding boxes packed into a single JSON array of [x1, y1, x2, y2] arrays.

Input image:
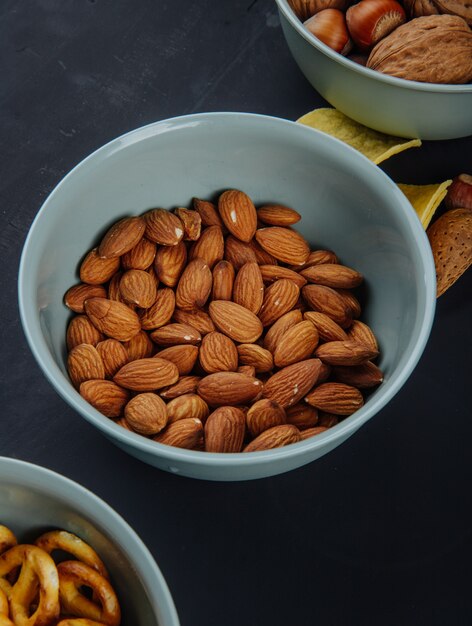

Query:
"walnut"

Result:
[[403, 0, 472, 26], [366, 15, 472, 83], [287, 0, 351, 22]]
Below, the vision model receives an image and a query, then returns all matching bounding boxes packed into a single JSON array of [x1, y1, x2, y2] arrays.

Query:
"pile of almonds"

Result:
[[288, 0, 472, 84], [65, 190, 383, 453]]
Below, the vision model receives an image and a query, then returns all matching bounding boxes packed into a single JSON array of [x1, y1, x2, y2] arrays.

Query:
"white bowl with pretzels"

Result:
[[0, 456, 179, 626]]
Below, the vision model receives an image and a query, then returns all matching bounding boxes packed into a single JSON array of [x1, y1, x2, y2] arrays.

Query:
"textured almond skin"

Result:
[[249, 239, 279, 265], [154, 241, 187, 288], [318, 413, 339, 427], [119, 269, 157, 308], [150, 323, 201, 346], [108, 272, 125, 303], [274, 320, 319, 367], [212, 260, 235, 301], [218, 189, 257, 243], [166, 394, 210, 424], [243, 424, 301, 452], [237, 344, 274, 373], [258, 279, 300, 327], [238, 365, 257, 377], [263, 309, 303, 353], [301, 264, 363, 289], [302, 285, 352, 328], [205, 406, 246, 452], [80, 380, 130, 418], [224, 236, 258, 270], [66, 315, 104, 350], [305, 382, 364, 415], [193, 198, 225, 229], [189, 225, 224, 269], [198, 372, 263, 406], [347, 320, 379, 352], [175, 258, 212, 310], [156, 345, 199, 375], [257, 204, 301, 226], [286, 403, 319, 429], [367, 15, 472, 83], [427, 207, 472, 296], [404, 0, 472, 25], [96, 339, 129, 378], [124, 330, 154, 360], [124, 393, 168, 435], [209, 300, 263, 343], [300, 426, 328, 440], [303, 311, 348, 342], [246, 399, 287, 437], [332, 361, 384, 388], [154, 418, 203, 449], [199, 332, 238, 373], [174, 208, 202, 241], [315, 340, 378, 366], [85, 298, 141, 342], [259, 265, 307, 289], [114, 357, 179, 391], [233, 262, 264, 314], [160, 375, 201, 399], [255, 227, 310, 265], [291, 249, 338, 271], [139, 288, 175, 331], [64, 284, 107, 313], [98, 216, 146, 258], [173, 309, 216, 335], [263, 359, 322, 408], [145, 208, 184, 245], [68, 344, 105, 388], [79, 248, 120, 285], [121, 237, 156, 270]]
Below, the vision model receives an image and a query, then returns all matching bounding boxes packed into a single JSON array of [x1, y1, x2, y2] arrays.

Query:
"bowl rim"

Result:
[[18, 111, 436, 470], [275, 0, 472, 94], [0, 456, 180, 625]]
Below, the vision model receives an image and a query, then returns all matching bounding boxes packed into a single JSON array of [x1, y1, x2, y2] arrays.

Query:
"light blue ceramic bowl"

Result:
[[276, 0, 472, 140], [0, 456, 179, 625], [19, 112, 436, 481]]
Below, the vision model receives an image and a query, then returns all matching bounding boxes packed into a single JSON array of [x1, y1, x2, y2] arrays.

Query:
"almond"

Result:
[[139, 288, 175, 331], [175, 258, 212, 310], [232, 262, 264, 314], [258, 279, 300, 327], [318, 413, 339, 428], [193, 197, 225, 229], [263, 358, 322, 408], [189, 225, 224, 269], [124, 330, 154, 360], [154, 418, 203, 449], [80, 380, 130, 418], [80, 248, 120, 285], [315, 340, 378, 366], [156, 345, 199, 375], [218, 189, 257, 243], [301, 264, 363, 289], [303, 311, 348, 342], [291, 249, 338, 271], [64, 284, 107, 313], [237, 365, 256, 377], [121, 237, 156, 270], [212, 260, 235, 301], [167, 394, 209, 424], [174, 208, 202, 241], [302, 285, 352, 328], [124, 393, 168, 435], [237, 344, 274, 373], [255, 227, 310, 265], [332, 361, 384, 388], [346, 320, 379, 352], [335, 289, 361, 318], [119, 269, 157, 308], [286, 403, 319, 430], [274, 320, 319, 367], [224, 236, 258, 270], [173, 309, 215, 335], [205, 406, 246, 452], [243, 424, 300, 452], [84, 298, 141, 342], [114, 357, 179, 391], [159, 375, 201, 399], [199, 332, 238, 373], [108, 272, 124, 303], [116, 417, 133, 432], [198, 372, 263, 406], [209, 300, 263, 343], [305, 382, 364, 415], [150, 323, 201, 346], [263, 309, 302, 353], [96, 339, 129, 378], [66, 315, 104, 350], [256, 204, 301, 226], [248, 239, 279, 265], [67, 344, 105, 388], [299, 426, 328, 440], [259, 265, 307, 289], [318, 361, 332, 384], [98, 216, 146, 259], [145, 209, 184, 246], [154, 241, 187, 288], [246, 398, 286, 437]]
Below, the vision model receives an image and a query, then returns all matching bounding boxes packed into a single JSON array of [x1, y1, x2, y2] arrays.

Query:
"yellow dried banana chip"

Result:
[[397, 181, 452, 229], [297, 108, 421, 164]]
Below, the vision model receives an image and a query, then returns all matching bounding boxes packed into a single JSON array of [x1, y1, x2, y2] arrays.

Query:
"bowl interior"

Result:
[[19, 112, 435, 470]]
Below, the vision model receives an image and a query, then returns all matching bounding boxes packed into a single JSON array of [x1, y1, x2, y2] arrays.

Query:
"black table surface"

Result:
[[2, 1, 472, 625]]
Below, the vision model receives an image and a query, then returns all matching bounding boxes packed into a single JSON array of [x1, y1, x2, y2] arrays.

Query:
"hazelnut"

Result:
[[346, 0, 406, 51], [444, 174, 472, 211], [304, 9, 353, 56]]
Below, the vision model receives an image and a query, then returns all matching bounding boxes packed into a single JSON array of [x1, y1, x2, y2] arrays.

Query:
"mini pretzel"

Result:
[[0, 528, 17, 556], [35, 531, 109, 579], [0, 588, 13, 626], [58, 561, 120, 626]]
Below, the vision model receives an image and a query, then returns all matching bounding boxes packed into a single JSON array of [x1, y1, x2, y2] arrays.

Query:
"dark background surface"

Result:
[[1, 1, 472, 625]]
